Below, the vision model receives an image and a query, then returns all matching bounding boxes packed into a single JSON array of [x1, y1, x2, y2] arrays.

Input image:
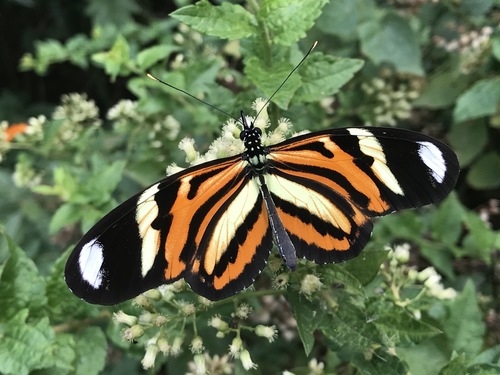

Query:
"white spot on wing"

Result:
[[418, 141, 446, 183], [79, 239, 104, 289], [348, 128, 404, 195], [136, 183, 161, 277]]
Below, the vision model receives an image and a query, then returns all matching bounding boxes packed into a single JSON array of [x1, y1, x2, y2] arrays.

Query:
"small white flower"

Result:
[[190, 336, 205, 354], [228, 336, 243, 358], [170, 336, 183, 357], [113, 311, 137, 326], [189, 353, 206, 375], [157, 336, 170, 354], [300, 274, 323, 296], [141, 343, 159, 369], [240, 349, 257, 370], [122, 325, 144, 342], [255, 325, 278, 342], [308, 358, 325, 375], [235, 303, 253, 319], [209, 315, 229, 331], [178, 301, 196, 316], [179, 137, 199, 162], [393, 243, 410, 264], [166, 163, 184, 176], [252, 97, 269, 121]]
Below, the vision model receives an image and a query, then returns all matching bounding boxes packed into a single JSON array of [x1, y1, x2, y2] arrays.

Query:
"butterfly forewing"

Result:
[[265, 127, 459, 264]]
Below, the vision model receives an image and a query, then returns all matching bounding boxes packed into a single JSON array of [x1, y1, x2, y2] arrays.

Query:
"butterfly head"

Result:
[[239, 111, 267, 169]]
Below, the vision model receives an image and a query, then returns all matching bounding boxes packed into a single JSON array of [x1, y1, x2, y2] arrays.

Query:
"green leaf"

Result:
[[374, 211, 425, 241], [33, 39, 67, 75], [137, 44, 179, 70], [420, 242, 457, 280], [316, 0, 376, 40], [467, 364, 500, 375], [431, 193, 465, 246], [439, 353, 469, 375], [397, 340, 450, 375], [45, 249, 98, 322], [448, 120, 488, 167], [453, 77, 500, 123], [459, 0, 494, 16], [170, 0, 257, 40], [294, 53, 364, 103], [72, 328, 107, 375], [461, 210, 500, 263], [443, 280, 485, 357], [50, 203, 82, 234], [369, 303, 441, 344], [244, 56, 301, 109], [91, 35, 131, 80], [0, 232, 46, 321], [321, 301, 382, 353], [49, 333, 76, 374], [321, 266, 366, 297], [66, 34, 92, 69], [287, 291, 325, 355], [358, 13, 423, 75], [341, 249, 388, 286], [54, 166, 78, 197], [467, 151, 500, 190], [492, 35, 500, 62], [85, 0, 140, 26], [0, 310, 55, 375], [470, 345, 500, 367], [88, 159, 127, 196], [258, 0, 329, 46], [414, 71, 469, 109], [351, 349, 409, 375]]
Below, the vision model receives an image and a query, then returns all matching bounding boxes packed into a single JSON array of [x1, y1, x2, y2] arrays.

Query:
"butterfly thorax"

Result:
[[239, 112, 268, 172]]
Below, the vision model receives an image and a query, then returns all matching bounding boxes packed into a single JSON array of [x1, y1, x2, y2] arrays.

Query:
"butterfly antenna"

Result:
[[146, 73, 237, 122], [255, 41, 318, 119]]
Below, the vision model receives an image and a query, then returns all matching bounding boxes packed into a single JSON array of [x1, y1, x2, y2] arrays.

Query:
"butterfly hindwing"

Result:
[[186, 177, 273, 300], [266, 127, 459, 264]]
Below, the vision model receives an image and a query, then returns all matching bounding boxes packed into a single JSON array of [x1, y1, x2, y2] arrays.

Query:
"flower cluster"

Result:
[[380, 243, 457, 319], [433, 25, 493, 74], [107, 99, 145, 130], [113, 290, 281, 372], [171, 23, 215, 71], [361, 77, 419, 126], [52, 93, 101, 143], [107, 99, 181, 159]]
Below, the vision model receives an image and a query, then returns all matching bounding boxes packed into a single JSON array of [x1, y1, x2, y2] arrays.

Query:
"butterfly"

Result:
[[65, 112, 459, 304], [4, 123, 29, 142]]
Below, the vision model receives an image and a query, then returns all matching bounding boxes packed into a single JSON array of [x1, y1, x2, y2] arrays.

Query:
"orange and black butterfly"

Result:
[[64, 111, 459, 305]]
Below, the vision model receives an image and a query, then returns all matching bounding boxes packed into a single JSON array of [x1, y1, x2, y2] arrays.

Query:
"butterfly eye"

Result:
[[239, 130, 247, 140], [255, 127, 262, 136]]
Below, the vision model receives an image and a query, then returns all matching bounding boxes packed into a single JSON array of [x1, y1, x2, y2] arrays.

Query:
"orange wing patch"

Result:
[[4, 123, 29, 142]]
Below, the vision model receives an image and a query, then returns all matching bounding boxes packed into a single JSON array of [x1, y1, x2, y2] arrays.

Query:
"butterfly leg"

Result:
[[257, 175, 297, 270]]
